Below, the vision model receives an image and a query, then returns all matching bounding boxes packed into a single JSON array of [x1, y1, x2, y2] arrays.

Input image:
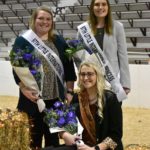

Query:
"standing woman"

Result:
[[76, 0, 131, 95], [11, 6, 76, 149]]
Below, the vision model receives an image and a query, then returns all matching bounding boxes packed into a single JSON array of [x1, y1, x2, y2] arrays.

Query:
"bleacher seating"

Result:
[[55, 1, 150, 64], [0, 0, 150, 64]]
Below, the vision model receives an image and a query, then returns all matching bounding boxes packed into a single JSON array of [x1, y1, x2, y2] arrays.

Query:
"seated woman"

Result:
[[43, 61, 123, 150]]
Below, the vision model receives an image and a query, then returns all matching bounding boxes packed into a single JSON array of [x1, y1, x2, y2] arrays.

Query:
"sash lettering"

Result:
[[22, 29, 64, 86]]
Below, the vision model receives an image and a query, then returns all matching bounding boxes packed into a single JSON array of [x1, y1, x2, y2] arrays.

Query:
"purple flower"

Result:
[[54, 101, 63, 108], [14, 48, 21, 53], [33, 59, 41, 67], [67, 111, 75, 118], [57, 117, 66, 127], [56, 110, 64, 117], [67, 118, 77, 124], [30, 69, 37, 75], [68, 39, 80, 48], [23, 53, 32, 61]]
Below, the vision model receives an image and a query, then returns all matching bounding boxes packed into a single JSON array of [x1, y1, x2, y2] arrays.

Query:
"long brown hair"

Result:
[[29, 5, 55, 40], [88, 0, 113, 35]]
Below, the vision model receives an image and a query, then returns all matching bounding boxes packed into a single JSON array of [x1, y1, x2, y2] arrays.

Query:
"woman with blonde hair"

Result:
[[43, 61, 123, 150]]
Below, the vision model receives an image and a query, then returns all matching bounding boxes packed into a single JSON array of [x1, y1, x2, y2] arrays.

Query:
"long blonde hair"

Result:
[[78, 61, 106, 118], [88, 0, 113, 35], [29, 5, 55, 40]]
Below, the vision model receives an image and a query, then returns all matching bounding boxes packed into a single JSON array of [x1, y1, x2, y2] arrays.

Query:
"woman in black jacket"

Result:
[[11, 6, 76, 149], [43, 61, 123, 150]]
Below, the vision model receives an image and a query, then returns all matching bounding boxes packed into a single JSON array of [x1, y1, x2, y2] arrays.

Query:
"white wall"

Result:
[[0, 61, 150, 108], [0, 61, 19, 96], [123, 65, 150, 108]]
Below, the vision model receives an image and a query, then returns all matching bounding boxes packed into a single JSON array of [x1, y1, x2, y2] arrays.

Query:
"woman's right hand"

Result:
[[61, 132, 80, 145], [20, 87, 38, 102]]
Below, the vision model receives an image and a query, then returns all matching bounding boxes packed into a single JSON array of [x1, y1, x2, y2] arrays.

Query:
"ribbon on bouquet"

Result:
[[77, 22, 127, 102], [22, 29, 64, 86]]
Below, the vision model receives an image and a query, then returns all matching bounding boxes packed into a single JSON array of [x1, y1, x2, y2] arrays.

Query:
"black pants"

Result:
[[30, 99, 60, 148]]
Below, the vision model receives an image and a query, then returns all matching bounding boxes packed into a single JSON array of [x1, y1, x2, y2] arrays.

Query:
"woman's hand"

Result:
[[77, 143, 108, 150], [61, 132, 80, 145], [20, 87, 38, 102], [77, 144, 95, 150], [65, 93, 73, 105], [123, 87, 130, 95]]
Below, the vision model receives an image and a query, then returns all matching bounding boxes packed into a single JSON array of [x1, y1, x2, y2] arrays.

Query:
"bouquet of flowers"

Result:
[[65, 38, 92, 59], [43, 100, 78, 134], [9, 45, 45, 112]]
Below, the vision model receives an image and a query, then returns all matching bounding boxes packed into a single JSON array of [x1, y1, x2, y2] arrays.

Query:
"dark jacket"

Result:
[[72, 90, 123, 150], [12, 34, 76, 116]]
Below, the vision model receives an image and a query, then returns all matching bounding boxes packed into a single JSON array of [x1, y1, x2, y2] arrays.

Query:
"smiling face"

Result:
[[79, 65, 97, 90], [93, 0, 108, 19], [34, 10, 52, 37]]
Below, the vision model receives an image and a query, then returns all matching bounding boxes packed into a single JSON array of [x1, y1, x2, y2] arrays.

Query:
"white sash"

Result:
[[22, 29, 64, 86], [77, 22, 127, 101]]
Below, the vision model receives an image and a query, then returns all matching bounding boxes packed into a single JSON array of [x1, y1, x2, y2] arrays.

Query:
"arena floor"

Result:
[[0, 96, 150, 149]]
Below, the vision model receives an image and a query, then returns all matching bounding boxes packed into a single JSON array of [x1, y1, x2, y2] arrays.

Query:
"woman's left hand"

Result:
[[77, 144, 95, 150], [123, 87, 130, 95], [65, 93, 73, 105]]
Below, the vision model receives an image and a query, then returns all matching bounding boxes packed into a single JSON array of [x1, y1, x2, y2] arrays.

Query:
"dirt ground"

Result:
[[0, 96, 150, 149]]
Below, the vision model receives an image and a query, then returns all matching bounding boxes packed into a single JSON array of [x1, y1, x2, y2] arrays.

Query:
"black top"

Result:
[[95, 28, 104, 50], [71, 90, 123, 150]]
